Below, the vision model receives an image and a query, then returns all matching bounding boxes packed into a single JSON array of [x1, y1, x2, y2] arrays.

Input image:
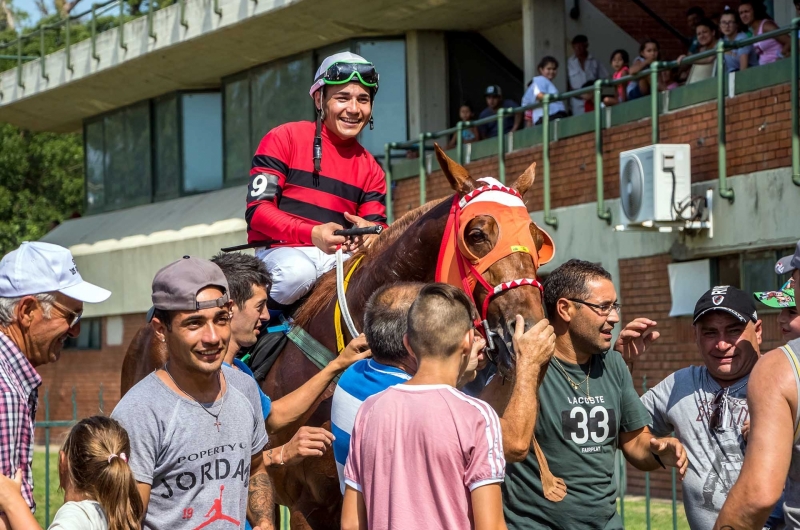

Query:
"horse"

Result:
[[121, 145, 556, 529]]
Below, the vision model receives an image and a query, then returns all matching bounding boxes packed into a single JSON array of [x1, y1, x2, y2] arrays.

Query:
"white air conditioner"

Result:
[[619, 144, 691, 227]]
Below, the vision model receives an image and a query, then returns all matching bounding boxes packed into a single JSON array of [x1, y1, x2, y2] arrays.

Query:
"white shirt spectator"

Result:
[[568, 54, 609, 115], [522, 76, 566, 124]]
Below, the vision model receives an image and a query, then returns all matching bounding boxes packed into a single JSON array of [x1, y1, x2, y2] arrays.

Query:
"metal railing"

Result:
[[384, 19, 800, 226]]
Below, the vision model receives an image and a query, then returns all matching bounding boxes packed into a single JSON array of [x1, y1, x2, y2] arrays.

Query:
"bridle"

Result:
[[435, 179, 553, 361]]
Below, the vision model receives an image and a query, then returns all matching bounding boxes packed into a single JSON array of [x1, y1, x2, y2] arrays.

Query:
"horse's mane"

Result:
[[293, 196, 449, 328]]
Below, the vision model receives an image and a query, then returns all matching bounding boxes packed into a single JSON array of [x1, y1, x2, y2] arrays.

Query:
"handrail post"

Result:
[[66, 17, 74, 72], [717, 39, 735, 202], [792, 18, 800, 186], [650, 61, 660, 144], [180, 0, 189, 29], [384, 143, 394, 224], [39, 26, 48, 81], [456, 121, 464, 165], [91, 4, 100, 61], [16, 35, 23, 89], [542, 95, 557, 228], [418, 133, 426, 206], [148, 0, 157, 40], [119, 0, 127, 51], [594, 80, 611, 223], [497, 108, 506, 184]]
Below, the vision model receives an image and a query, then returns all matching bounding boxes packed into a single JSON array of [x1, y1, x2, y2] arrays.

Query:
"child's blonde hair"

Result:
[[60, 416, 143, 530]]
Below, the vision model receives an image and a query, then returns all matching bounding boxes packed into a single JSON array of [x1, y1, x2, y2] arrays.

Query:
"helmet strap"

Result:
[[313, 108, 323, 174], [369, 116, 374, 131]]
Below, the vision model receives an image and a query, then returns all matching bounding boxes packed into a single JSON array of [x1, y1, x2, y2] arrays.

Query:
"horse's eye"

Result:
[[468, 229, 487, 243]]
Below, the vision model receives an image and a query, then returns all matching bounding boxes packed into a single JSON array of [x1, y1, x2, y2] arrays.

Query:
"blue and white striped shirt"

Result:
[[331, 359, 411, 493]]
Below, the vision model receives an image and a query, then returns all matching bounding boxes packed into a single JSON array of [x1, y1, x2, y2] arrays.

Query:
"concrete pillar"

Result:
[[522, 0, 567, 92], [405, 30, 448, 138], [773, 0, 796, 27]]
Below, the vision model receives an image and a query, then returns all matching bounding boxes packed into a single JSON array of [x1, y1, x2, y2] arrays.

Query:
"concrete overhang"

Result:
[[0, 0, 522, 132]]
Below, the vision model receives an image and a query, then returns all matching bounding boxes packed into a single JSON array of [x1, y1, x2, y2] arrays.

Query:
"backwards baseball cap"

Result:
[[693, 285, 758, 324], [776, 240, 800, 275], [148, 256, 229, 321], [485, 85, 502, 96], [0, 242, 111, 303], [754, 278, 795, 309]]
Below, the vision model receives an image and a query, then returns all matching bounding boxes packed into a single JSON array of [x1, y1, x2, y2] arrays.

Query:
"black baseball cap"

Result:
[[693, 285, 758, 324], [776, 240, 800, 275], [485, 85, 502, 97]]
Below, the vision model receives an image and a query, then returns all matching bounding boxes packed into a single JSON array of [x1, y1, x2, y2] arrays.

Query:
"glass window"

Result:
[[64, 318, 102, 350], [356, 39, 407, 156], [102, 101, 152, 210], [250, 53, 314, 149], [182, 92, 223, 194], [224, 76, 251, 185], [84, 120, 105, 213], [154, 94, 181, 200], [743, 251, 780, 295]]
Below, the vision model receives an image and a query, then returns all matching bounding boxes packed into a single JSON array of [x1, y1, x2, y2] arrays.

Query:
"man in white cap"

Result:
[[245, 52, 387, 308], [0, 241, 111, 528], [714, 240, 800, 530]]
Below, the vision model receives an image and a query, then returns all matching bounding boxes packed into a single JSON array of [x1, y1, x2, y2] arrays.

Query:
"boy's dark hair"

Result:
[[406, 283, 477, 358], [538, 55, 559, 71], [211, 252, 272, 309], [687, 6, 705, 18], [572, 34, 589, 45], [543, 259, 612, 320], [363, 282, 425, 365], [610, 49, 630, 65]]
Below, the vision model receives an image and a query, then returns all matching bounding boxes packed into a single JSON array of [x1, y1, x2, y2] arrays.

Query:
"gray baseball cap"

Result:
[[148, 256, 229, 321], [776, 240, 800, 275]]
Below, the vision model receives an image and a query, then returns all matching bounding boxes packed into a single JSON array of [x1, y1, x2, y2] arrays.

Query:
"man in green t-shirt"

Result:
[[502, 259, 688, 530]]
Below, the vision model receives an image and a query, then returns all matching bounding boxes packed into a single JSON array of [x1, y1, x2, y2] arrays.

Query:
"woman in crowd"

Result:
[[446, 102, 481, 149], [628, 39, 671, 99], [677, 19, 721, 82], [0, 416, 143, 530], [719, 7, 759, 72], [739, 0, 790, 65], [522, 56, 568, 127], [603, 49, 630, 106]]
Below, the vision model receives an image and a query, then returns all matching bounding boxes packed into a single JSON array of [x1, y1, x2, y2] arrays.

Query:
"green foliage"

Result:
[[0, 124, 83, 254]]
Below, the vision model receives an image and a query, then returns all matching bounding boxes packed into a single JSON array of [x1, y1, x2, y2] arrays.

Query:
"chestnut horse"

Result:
[[121, 146, 554, 529]]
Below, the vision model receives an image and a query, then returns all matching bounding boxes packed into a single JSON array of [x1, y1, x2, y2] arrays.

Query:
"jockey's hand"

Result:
[[311, 222, 348, 254], [331, 334, 371, 373], [614, 318, 659, 362], [343, 212, 379, 251], [512, 315, 555, 369], [282, 426, 335, 465]]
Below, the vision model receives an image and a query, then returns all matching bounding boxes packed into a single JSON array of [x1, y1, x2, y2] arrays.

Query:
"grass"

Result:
[[618, 496, 691, 530], [32, 449, 62, 528]]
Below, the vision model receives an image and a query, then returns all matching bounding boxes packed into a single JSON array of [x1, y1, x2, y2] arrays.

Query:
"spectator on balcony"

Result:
[[719, 8, 759, 72], [567, 35, 608, 116], [0, 242, 111, 529], [628, 39, 670, 99], [602, 49, 630, 106], [678, 19, 720, 83], [478, 85, 522, 139], [687, 6, 707, 53], [446, 102, 481, 150], [739, 0, 791, 65], [522, 56, 568, 127]]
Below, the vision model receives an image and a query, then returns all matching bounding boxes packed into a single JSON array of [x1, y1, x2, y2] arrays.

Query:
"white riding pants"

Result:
[[256, 246, 349, 305]]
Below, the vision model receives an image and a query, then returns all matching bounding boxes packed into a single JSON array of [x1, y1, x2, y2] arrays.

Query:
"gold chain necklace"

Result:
[[551, 356, 592, 398]]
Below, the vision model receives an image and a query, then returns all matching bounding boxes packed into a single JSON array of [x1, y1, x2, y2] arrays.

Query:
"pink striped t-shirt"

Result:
[[344, 384, 505, 530]]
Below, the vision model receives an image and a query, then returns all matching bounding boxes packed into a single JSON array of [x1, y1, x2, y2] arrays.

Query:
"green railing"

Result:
[[384, 18, 800, 225]]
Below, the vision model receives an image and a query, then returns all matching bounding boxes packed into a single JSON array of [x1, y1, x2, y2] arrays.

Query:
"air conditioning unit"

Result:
[[619, 144, 691, 227]]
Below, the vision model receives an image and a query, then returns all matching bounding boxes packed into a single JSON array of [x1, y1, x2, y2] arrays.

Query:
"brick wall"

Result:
[[589, 0, 731, 60], [391, 83, 792, 218], [618, 253, 788, 499], [35, 312, 147, 444]]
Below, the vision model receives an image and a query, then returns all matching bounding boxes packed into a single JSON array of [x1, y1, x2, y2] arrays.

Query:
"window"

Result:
[[710, 248, 795, 309], [63, 318, 102, 350], [84, 120, 105, 211], [182, 92, 223, 193], [154, 94, 181, 201], [223, 75, 251, 185]]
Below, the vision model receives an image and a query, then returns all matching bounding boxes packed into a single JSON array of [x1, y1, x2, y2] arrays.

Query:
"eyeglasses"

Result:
[[319, 62, 379, 87], [709, 388, 729, 432], [567, 298, 622, 316], [48, 299, 83, 329]]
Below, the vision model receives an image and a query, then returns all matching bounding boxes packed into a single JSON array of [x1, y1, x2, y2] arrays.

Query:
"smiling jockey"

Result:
[[246, 52, 388, 308]]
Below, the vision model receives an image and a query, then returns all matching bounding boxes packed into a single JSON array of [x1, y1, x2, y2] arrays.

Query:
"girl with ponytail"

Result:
[[0, 415, 143, 530]]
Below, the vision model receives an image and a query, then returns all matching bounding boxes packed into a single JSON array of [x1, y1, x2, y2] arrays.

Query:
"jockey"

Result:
[[246, 52, 388, 308]]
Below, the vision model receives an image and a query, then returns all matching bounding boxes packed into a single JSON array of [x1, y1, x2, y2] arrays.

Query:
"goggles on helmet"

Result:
[[310, 61, 379, 97]]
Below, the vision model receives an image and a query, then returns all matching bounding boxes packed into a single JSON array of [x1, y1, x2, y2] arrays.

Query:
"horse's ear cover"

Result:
[[534, 224, 556, 265]]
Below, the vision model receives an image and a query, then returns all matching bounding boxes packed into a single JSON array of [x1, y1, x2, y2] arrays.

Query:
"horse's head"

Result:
[[434, 144, 554, 378]]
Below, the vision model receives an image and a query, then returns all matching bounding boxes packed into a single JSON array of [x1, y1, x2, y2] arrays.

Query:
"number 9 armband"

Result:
[[248, 173, 282, 203]]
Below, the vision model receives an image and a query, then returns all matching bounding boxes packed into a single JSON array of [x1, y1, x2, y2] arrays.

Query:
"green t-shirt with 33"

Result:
[[503, 350, 651, 530]]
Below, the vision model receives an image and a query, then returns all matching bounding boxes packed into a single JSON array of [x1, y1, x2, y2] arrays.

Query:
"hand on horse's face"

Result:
[[332, 334, 372, 373], [457, 336, 487, 388], [511, 315, 556, 369], [311, 222, 347, 254]]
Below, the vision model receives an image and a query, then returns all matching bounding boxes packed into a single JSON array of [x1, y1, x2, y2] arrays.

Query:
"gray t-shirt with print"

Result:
[[112, 365, 268, 530], [641, 366, 749, 530]]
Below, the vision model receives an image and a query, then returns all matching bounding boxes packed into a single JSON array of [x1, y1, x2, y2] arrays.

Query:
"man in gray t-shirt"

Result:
[[631, 286, 762, 530], [112, 256, 270, 530]]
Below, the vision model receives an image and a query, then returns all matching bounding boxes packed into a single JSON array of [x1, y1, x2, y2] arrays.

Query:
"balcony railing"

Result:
[[383, 19, 800, 225]]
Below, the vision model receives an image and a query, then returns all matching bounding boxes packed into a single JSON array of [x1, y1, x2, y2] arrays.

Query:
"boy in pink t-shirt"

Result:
[[342, 283, 507, 530]]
